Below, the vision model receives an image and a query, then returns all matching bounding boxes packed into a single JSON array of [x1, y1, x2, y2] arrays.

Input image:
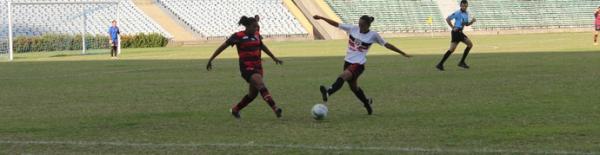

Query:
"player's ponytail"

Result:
[[238, 16, 249, 26], [238, 16, 257, 27]]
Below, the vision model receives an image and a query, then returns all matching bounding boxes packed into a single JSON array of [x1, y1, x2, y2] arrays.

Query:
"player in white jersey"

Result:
[[313, 15, 411, 115]]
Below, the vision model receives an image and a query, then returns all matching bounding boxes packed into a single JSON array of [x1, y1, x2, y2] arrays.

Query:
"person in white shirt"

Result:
[[313, 14, 411, 115]]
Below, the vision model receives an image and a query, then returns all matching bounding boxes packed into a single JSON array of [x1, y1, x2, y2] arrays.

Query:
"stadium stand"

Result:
[[156, 0, 308, 39], [1, 0, 10, 56], [0, 0, 172, 38], [325, 0, 448, 33], [1, 1, 8, 37], [464, 0, 598, 30]]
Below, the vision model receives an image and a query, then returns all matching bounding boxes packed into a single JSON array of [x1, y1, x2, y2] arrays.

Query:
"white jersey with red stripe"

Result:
[[338, 24, 387, 65]]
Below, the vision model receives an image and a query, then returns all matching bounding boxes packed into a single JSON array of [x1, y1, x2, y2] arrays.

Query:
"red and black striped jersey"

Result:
[[227, 31, 263, 71]]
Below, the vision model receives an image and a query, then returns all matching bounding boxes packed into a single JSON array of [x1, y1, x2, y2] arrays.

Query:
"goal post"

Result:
[[4, 1, 121, 61]]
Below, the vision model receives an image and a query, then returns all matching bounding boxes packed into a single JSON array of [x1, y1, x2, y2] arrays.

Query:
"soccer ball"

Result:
[[311, 103, 328, 120]]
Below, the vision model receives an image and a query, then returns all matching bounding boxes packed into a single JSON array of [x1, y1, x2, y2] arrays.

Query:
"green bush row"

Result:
[[13, 33, 169, 53]]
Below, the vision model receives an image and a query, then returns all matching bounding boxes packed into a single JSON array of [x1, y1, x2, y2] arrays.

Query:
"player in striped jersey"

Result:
[[207, 16, 284, 119], [594, 7, 600, 45]]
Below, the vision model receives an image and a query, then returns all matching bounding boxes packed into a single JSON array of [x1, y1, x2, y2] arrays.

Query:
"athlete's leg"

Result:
[[250, 73, 282, 117], [437, 42, 459, 70], [348, 78, 372, 115], [459, 38, 473, 68]]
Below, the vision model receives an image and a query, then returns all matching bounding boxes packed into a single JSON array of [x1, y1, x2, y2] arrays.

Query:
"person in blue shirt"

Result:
[[108, 20, 120, 58], [436, 0, 476, 71]]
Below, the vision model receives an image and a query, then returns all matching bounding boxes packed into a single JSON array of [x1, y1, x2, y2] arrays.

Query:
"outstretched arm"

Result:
[[384, 43, 411, 58], [261, 43, 283, 65], [313, 15, 339, 27], [206, 41, 230, 71]]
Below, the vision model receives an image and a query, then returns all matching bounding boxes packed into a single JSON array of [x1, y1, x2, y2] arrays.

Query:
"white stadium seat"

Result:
[[157, 0, 308, 38], [0, 0, 172, 38]]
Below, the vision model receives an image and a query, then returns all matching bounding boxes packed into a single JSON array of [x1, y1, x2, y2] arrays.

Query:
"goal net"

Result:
[[0, 0, 8, 61], [4, 0, 120, 61]]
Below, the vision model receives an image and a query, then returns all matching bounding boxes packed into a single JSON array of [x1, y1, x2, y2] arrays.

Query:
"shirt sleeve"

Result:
[[373, 32, 387, 46], [226, 33, 238, 45], [447, 11, 458, 21], [338, 23, 354, 32]]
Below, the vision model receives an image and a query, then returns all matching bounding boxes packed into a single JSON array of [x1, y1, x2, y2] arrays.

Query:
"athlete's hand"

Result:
[[206, 61, 213, 71], [274, 58, 284, 65], [313, 15, 322, 20]]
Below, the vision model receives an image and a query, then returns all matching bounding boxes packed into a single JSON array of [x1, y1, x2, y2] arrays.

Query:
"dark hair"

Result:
[[460, 0, 468, 4], [111, 20, 117, 23], [238, 16, 257, 27], [360, 15, 375, 24]]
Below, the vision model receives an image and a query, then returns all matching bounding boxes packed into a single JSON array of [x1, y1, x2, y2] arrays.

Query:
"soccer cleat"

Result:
[[458, 62, 470, 69], [274, 108, 283, 118], [436, 64, 445, 71], [319, 85, 329, 102], [230, 108, 241, 119], [364, 98, 373, 115]]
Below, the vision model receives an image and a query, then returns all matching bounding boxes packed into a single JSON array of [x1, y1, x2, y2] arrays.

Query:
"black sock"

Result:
[[114, 47, 118, 57], [328, 77, 345, 95], [352, 88, 369, 104], [439, 50, 453, 65], [460, 47, 472, 64]]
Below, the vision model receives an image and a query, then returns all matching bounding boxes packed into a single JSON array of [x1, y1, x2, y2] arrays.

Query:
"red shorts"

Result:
[[343, 61, 365, 81]]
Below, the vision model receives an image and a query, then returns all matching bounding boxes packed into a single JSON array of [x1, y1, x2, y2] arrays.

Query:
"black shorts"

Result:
[[343, 61, 365, 81], [451, 30, 468, 43], [240, 67, 263, 83], [595, 25, 600, 31]]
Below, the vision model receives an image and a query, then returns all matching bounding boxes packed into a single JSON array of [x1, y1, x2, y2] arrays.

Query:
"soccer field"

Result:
[[1, 32, 599, 154]]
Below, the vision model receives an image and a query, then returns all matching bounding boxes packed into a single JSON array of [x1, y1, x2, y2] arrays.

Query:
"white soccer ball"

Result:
[[311, 103, 328, 120]]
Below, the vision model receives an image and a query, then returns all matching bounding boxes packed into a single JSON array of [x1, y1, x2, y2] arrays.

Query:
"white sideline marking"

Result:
[[0, 140, 597, 154]]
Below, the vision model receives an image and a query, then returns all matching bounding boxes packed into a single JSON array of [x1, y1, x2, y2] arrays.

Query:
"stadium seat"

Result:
[[463, 0, 597, 30], [0, 0, 172, 38], [156, 0, 308, 38], [325, 0, 448, 33]]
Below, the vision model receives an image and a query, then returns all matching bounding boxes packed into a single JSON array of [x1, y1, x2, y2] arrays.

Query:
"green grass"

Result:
[[0, 32, 599, 154]]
